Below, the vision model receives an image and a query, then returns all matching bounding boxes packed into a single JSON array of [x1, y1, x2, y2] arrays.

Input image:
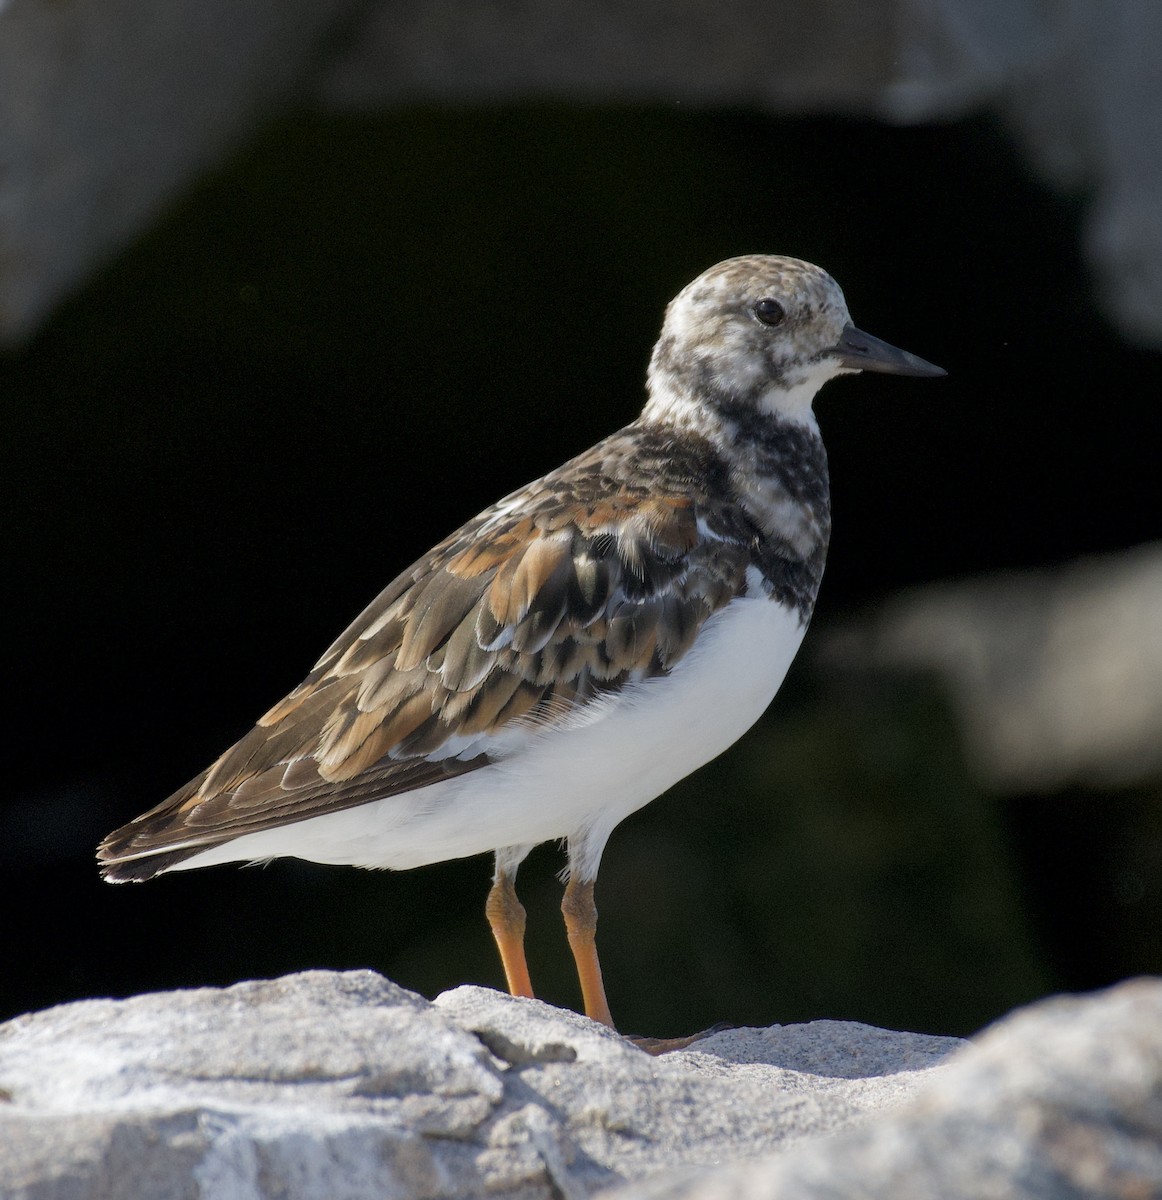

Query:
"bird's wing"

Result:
[[97, 452, 754, 878]]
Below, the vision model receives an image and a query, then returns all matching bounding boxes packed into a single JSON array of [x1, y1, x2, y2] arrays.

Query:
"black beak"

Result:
[[834, 322, 946, 378]]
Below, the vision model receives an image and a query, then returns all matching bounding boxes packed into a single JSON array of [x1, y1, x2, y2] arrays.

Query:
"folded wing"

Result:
[[98, 454, 751, 880]]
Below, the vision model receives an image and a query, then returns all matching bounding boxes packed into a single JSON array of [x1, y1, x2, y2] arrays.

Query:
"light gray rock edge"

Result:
[[0, 969, 959, 1199], [600, 977, 1162, 1200], [2, 973, 1158, 1200]]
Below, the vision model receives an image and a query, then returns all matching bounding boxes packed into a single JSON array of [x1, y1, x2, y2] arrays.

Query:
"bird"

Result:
[[98, 254, 944, 1037]]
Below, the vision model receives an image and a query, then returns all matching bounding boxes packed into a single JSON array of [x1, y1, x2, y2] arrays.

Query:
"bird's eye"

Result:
[[754, 298, 786, 326]]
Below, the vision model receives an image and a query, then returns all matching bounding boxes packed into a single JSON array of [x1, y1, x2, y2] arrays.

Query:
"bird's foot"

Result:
[[624, 1022, 735, 1055]]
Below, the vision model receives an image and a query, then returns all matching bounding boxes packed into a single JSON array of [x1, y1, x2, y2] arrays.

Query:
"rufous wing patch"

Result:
[[317, 691, 434, 781]]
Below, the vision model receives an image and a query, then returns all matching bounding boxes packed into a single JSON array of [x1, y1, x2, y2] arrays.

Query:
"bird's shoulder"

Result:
[[299, 422, 755, 737]]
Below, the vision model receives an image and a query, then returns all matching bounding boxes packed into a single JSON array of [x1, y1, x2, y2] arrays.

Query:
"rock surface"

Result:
[[2, 972, 1159, 1200], [0, 970, 959, 1199], [603, 978, 1162, 1200]]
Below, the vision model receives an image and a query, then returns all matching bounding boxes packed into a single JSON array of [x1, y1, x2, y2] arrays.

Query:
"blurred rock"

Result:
[[886, 0, 1162, 347], [316, 2, 905, 109], [602, 977, 1162, 1200], [825, 543, 1162, 792], [4, 0, 1162, 346], [0, 0, 357, 343], [0, 969, 959, 1199], [318, 0, 1162, 347], [3, 972, 1158, 1200]]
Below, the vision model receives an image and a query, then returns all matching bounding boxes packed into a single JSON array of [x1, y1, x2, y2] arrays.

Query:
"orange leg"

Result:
[[561, 876, 615, 1028], [485, 871, 534, 999]]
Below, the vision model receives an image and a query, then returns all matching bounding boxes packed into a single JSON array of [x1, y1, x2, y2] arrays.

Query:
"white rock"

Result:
[[0, 969, 958, 1199], [5, 971, 1158, 1200], [600, 978, 1162, 1200]]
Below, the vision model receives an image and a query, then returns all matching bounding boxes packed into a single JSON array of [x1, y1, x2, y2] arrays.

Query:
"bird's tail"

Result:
[[96, 770, 221, 882]]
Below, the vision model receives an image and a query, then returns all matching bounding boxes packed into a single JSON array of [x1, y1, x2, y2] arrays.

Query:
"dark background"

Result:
[[4, 106, 1160, 1037]]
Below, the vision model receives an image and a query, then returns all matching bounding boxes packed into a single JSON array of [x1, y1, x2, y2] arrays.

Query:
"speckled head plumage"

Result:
[[646, 254, 944, 428]]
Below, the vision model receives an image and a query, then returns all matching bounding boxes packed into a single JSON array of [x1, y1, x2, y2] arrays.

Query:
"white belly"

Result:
[[172, 590, 808, 879]]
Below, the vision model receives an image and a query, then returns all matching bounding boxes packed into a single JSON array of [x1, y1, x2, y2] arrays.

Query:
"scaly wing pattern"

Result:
[[97, 436, 753, 880]]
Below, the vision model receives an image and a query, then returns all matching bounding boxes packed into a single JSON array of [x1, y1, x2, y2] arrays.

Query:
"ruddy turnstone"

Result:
[[98, 255, 944, 1035]]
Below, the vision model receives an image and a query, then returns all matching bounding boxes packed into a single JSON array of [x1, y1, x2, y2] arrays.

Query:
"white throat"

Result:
[[758, 361, 846, 428]]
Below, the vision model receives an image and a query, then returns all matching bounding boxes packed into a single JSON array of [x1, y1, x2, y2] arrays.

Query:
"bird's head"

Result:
[[645, 254, 944, 428]]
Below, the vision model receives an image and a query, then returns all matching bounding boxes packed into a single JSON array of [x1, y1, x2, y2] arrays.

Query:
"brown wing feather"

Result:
[[97, 433, 752, 880]]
